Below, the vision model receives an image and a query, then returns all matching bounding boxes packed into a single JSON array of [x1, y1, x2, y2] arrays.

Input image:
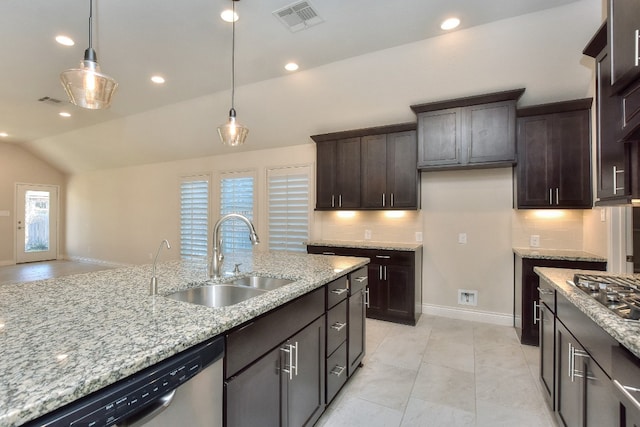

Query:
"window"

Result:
[[180, 176, 209, 260], [267, 166, 310, 252], [220, 173, 255, 254]]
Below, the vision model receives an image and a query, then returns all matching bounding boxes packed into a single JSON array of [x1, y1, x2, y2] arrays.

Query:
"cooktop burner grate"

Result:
[[571, 274, 640, 321]]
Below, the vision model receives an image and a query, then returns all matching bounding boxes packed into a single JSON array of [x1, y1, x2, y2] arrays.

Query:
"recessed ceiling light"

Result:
[[55, 35, 75, 46], [151, 75, 165, 84], [221, 9, 239, 23], [285, 62, 299, 72], [441, 17, 461, 30], [59, 112, 71, 118], [0, 132, 8, 138]]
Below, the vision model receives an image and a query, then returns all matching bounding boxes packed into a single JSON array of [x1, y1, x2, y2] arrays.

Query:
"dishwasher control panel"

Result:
[[25, 336, 224, 427]]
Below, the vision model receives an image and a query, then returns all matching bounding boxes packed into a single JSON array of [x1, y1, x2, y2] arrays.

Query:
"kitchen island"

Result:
[[0, 252, 368, 427]]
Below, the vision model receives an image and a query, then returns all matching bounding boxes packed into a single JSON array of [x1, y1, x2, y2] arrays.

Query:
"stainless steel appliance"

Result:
[[570, 273, 640, 320], [26, 336, 224, 427]]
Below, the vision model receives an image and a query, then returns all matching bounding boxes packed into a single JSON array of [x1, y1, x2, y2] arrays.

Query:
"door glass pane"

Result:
[[25, 190, 50, 252]]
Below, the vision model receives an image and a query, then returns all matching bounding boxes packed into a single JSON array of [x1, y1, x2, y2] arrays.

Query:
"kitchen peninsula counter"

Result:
[[535, 267, 640, 359], [0, 252, 368, 427], [306, 239, 422, 251]]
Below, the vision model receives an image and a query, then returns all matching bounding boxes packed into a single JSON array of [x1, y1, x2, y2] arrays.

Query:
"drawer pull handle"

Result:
[[354, 276, 367, 283], [375, 255, 391, 259], [537, 287, 553, 295], [331, 288, 348, 295], [330, 366, 346, 377], [322, 252, 336, 255], [614, 380, 640, 412], [533, 301, 540, 325], [331, 322, 347, 332]]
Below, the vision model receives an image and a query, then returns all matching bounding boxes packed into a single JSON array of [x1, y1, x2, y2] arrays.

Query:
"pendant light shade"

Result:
[[218, 0, 248, 146], [60, 0, 117, 109]]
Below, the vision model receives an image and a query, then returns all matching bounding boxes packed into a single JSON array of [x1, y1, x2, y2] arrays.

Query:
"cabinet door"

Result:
[[596, 47, 628, 202], [539, 303, 555, 409], [517, 116, 553, 207], [417, 108, 462, 168], [365, 262, 385, 319], [553, 110, 592, 208], [348, 287, 366, 376], [225, 347, 282, 427], [361, 134, 388, 208], [609, 0, 640, 90], [556, 322, 584, 427], [584, 356, 616, 427], [465, 101, 516, 165], [387, 130, 418, 209], [285, 317, 325, 427], [336, 137, 361, 208], [385, 264, 413, 321], [316, 141, 337, 209]]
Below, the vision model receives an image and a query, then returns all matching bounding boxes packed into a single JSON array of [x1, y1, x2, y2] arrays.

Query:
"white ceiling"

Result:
[[1, 0, 582, 163]]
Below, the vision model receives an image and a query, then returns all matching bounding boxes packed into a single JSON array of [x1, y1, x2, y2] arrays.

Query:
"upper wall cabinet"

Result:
[[609, 0, 640, 92], [515, 99, 593, 209], [410, 89, 524, 171], [311, 123, 419, 211]]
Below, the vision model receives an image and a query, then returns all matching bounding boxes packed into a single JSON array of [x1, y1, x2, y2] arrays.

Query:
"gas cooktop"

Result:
[[571, 274, 640, 321]]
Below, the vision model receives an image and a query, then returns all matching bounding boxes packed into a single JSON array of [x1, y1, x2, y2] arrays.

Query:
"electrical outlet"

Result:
[[458, 233, 467, 244], [364, 229, 372, 240], [530, 235, 540, 247], [600, 209, 606, 222], [415, 231, 423, 242], [458, 289, 478, 306]]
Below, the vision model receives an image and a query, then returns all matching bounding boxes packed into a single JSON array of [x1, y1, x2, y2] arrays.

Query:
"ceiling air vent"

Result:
[[273, 1, 323, 33]]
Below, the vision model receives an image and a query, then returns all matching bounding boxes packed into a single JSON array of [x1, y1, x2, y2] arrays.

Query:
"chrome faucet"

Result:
[[150, 239, 171, 296], [210, 213, 259, 279]]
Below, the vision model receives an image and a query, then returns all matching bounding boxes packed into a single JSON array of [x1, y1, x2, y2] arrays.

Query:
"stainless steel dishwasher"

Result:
[[26, 336, 224, 427]]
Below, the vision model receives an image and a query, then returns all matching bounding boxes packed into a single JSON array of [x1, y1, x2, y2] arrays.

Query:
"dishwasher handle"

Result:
[[116, 389, 177, 427], [115, 389, 178, 427]]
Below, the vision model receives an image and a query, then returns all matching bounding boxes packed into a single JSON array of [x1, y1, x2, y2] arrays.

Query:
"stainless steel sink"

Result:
[[166, 284, 267, 308], [229, 276, 294, 290]]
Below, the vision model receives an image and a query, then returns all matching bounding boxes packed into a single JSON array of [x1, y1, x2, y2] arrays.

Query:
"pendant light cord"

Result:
[[231, 0, 236, 110], [88, 0, 93, 50]]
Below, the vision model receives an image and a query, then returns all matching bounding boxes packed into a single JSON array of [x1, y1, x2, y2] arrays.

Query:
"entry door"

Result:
[[16, 184, 58, 263]]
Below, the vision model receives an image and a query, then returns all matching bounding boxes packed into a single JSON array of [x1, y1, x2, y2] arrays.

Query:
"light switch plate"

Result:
[[415, 232, 423, 242], [458, 233, 467, 244]]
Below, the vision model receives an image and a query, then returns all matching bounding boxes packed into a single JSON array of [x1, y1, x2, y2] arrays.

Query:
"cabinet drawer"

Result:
[[537, 277, 556, 314], [556, 291, 618, 377], [326, 341, 348, 403], [349, 267, 368, 294], [327, 300, 347, 355], [327, 276, 349, 308], [225, 287, 325, 378]]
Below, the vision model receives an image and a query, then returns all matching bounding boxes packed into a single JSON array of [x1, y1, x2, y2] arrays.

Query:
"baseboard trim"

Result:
[[63, 255, 131, 268], [423, 303, 513, 326]]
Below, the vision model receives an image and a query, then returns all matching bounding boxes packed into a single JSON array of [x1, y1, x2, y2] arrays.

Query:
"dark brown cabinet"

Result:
[[609, 0, 640, 92], [308, 245, 422, 325], [411, 89, 524, 171], [361, 130, 418, 209], [312, 123, 419, 211], [348, 269, 367, 376], [538, 282, 555, 409], [315, 137, 361, 209], [516, 99, 593, 209], [515, 256, 605, 346]]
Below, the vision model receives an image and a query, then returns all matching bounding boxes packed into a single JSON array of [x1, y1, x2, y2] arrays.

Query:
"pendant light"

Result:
[[217, 0, 249, 146], [60, 0, 117, 109]]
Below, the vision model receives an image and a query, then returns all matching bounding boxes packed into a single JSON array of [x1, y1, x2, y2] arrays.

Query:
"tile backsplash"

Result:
[[512, 209, 584, 250], [314, 210, 423, 243]]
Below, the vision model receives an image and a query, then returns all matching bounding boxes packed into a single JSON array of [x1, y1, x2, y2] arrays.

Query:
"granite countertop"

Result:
[[306, 239, 423, 251], [0, 252, 368, 427], [535, 267, 640, 359], [514, 248, 606, 263]]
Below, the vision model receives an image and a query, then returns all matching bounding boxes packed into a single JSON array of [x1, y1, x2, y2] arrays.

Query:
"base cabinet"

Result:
[[225, 316, 325, 427], [307, 245, 422, 325], [539, 301, 555, 408]]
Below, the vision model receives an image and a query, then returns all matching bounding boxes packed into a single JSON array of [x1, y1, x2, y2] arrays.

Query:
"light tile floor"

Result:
[[0, 260, 113, 285], [317, 316, 558, 427]]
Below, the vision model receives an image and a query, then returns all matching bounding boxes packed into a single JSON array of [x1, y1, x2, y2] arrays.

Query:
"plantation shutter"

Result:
[[180, 176, 209, 260], [220, 174, 255, 254], [268, 167, 310, 252]]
